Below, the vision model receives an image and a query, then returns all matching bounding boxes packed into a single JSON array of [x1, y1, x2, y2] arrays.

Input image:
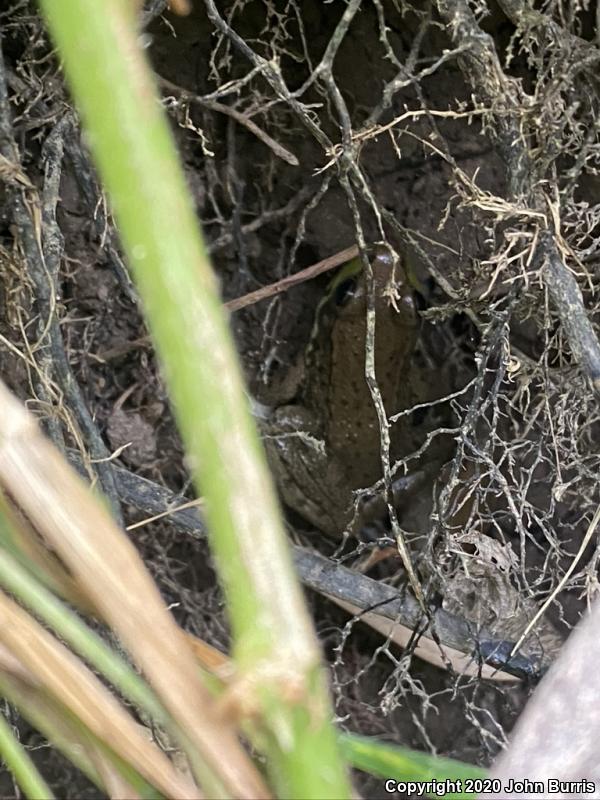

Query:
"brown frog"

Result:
[[260, 252, 563, 674], [262, 245, 429, 539]]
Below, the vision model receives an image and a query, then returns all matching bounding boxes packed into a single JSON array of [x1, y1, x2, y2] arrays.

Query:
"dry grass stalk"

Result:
[[0, 378, 269, 799]]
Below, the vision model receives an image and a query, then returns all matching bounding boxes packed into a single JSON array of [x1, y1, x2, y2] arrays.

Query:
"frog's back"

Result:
[[325, 268, 419, 490]]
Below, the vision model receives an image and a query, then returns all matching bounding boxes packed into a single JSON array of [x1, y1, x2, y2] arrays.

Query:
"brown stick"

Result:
[[94, 246, 358, 361], [159, 77, 299, 167], [225, 245, 358, 312]]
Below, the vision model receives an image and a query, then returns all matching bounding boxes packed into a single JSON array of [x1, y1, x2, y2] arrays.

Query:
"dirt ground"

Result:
[[1, 1, 600, 797]]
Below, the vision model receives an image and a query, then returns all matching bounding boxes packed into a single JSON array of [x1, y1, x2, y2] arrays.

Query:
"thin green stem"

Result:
[[37, 2, 351, 796], [0, 707, 55, 800], [0, 542, 165, 725]]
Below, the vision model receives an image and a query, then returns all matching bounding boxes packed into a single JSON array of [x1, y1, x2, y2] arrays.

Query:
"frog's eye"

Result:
[[333, 276, 359, 307]]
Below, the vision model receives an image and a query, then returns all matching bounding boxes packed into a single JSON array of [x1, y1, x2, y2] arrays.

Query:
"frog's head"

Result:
[[328, 244, 417, 327]]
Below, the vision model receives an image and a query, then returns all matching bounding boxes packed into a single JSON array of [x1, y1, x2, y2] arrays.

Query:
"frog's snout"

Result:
[[394, 289, 418, 326]]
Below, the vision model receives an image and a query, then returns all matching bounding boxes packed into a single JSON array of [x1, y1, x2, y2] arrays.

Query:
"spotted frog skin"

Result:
[[263, 246, 427, 539]]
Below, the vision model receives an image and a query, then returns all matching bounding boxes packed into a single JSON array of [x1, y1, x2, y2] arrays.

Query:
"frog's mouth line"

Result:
[[68, 451, 549, 683]]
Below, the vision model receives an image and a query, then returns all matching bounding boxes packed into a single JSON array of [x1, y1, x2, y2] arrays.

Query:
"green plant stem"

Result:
[[0, 534, 223, 792], [0, 673, 164, 800], [0, 539, 164, 731], [340, 734, 486, 799], [0, 707, 54, 799], [37, 2, 351, 797]]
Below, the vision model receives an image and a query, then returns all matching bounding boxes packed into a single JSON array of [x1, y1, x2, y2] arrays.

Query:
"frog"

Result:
[[262, 244, 432, 540], [259, 251, 564, 675]]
